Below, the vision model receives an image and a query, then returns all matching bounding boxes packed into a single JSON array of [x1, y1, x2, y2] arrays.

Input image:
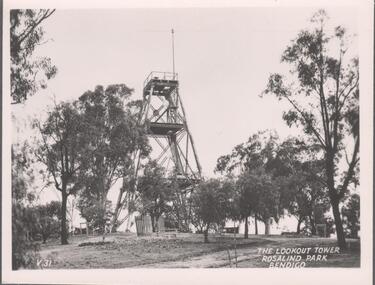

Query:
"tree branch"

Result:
[[339, 136, 359, 199], [338, 76, 359, 113], [284, 96, 326, 148], [17, 9, 56, 47], [37, 121, 61, 191], [332, 51, 343, 152]]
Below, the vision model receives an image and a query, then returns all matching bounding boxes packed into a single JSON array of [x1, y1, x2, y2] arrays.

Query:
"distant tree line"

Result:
[[189, 128, 359, 243]]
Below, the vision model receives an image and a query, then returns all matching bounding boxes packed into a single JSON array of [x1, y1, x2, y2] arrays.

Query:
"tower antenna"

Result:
[[171, 28, 175, 79]]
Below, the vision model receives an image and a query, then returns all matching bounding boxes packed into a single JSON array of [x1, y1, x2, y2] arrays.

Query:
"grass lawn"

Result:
[[38, 232, 360, 269]]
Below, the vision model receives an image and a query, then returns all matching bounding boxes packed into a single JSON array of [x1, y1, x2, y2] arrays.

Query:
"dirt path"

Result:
[[136, 236, 360, 268], [137, 245, 263, 268]]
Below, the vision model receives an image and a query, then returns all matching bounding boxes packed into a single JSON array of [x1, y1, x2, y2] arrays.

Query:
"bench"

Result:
[[224, 227, 239, 234]]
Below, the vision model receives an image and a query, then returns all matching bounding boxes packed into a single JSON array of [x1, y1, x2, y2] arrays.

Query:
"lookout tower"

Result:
[[119, 30, 202, 232], [137, 71, 202, 183]]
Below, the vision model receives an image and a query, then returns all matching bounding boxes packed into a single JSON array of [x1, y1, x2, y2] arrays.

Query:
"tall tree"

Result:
[[10, 9, 57, 103], [35, 102, 87, 244], [110, 99, 150, 231], [76, 85, 150, 232], [263, 10, 359, 248]]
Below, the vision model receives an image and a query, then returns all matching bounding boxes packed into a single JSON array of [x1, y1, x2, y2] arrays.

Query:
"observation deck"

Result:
[[149, 122, 184, 136], [143, 71, 178, 97]]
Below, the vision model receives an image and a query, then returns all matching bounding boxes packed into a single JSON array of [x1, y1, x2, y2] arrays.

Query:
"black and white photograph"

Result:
[[2, 0, 373, 284]]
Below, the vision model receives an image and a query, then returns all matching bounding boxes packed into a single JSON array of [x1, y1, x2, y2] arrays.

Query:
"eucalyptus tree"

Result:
[[263, 10, 359, 248], [75, 84, 150, 233], [35, 102, 87, 244]]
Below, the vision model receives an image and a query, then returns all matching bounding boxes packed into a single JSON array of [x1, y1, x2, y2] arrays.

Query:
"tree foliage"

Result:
[[191, 179, 233, 242], [272, 137, 330, 234], [137, 161, 173, 232], [342, 193, 360, 238], [216, 130, 283, 235], [12, 142, 42, 269], [12, 204, 40, 270], [34, 83, 150, 241], [216, 130, 279, 175], [78, 198, 113, 234], [10, 9, 57, 103], [75, 84, 150, 232], [216, 129, 331, 236], [12, 143, 36, 202], [37, 201, 61, 243], [29, 201, 62, 243], [237, 168, 281, 231]]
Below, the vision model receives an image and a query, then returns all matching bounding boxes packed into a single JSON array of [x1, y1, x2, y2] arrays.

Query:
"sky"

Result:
[[14, 6, 358, 175], [11, 6, 358, 229]]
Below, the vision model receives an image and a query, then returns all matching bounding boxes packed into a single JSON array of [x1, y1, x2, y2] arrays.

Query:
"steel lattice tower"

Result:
[[119, 30, 202, 232], [135, 71, 202, 183]]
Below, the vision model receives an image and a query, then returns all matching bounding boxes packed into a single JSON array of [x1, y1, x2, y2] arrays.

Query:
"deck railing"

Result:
[[143, 71, 178, 88]]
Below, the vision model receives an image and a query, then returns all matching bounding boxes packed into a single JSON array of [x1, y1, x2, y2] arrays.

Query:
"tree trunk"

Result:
[[150, 214, 156, 232], [255, 215, 258, 235], [332, 199, 347, 249], [102, 226, 106, 241], [310, 215, 316, 236], [96, 193, 105, 239], [296, 217, 303, 234], [176, 207, 181, 231], [204, 227, 209, 243], [61, 191, 68, 245], [155, 215, 160, 233], [124, 192, 136, 232], [325, 150, 348, 249], [264, 218, 270, 235], [111, 223, 118, 233], [110, 189, 124, 233], [244, 216, 249, 239]]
